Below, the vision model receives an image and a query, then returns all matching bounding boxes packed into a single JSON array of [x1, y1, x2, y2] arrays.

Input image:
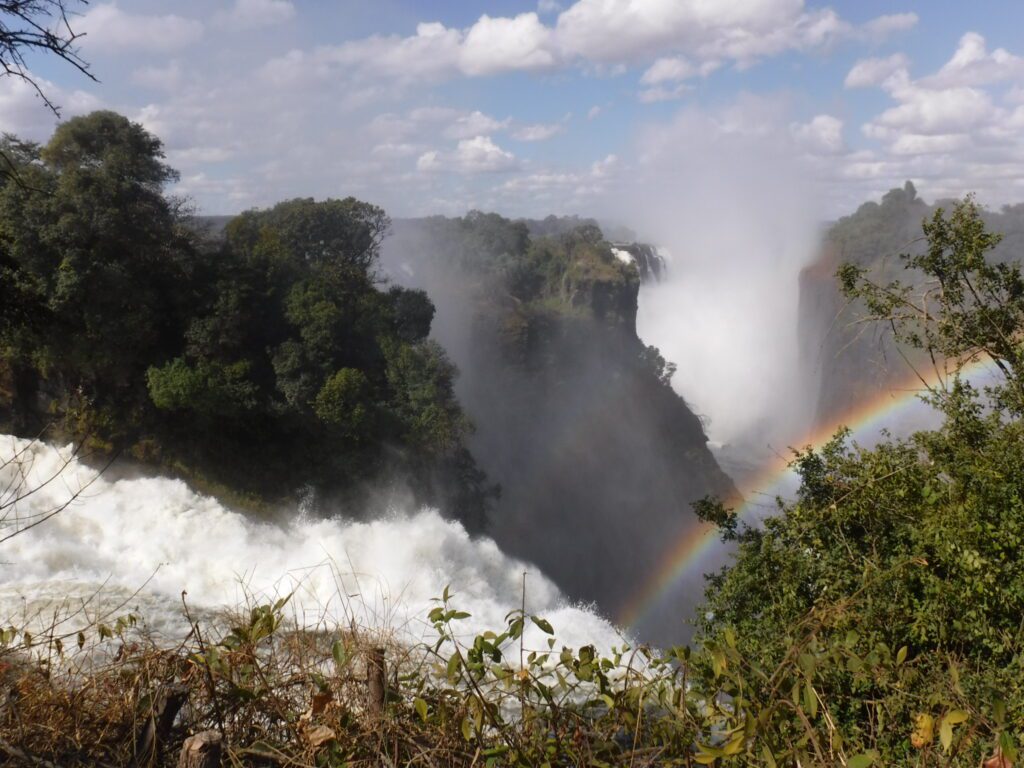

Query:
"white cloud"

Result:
[[638, 84, 689, 103], [373, 142, 421, 159], [860, 13, 918, 41], [262, 22, 464, 90], [77, 3, 203, 53], [260, 1, 916, 99], [839, 33, 1024, 211], [554, 2, 910, 69], [845, 54, 910, 89], [416, 150, 442, 172], [132, 61, 184, 91], [511, 115, 569, 141], [1006, 86, 1024, 104], [587, 105, 602, 120], [460, 13, 555, 76], [873, 86, 994, 135], [455, 136, 518, 173], [538, 0, 562, 15], [922, 32, 1024, 88], [640, 57, 695, 85], [889, 133, 970, 156], [217, 0, 296, 29], [499, 153, 618, 203], [791, 114, 844, 154], [555, 0, 805, 63], [443, 110, 510, 139], [590, 153, 618, 177], [0, 74, 100, 139]]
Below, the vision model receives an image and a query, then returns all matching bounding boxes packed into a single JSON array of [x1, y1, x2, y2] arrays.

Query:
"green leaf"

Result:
[[724, 626, 737, 649], [804, 681, 818, 721], [847, 752, 877, 768], [413, 697, 428, 722], [447, 653, 462, 681], [896, 645, 908, 665], [722, 735, 745, 756], [331, 639, 347, 667], [944, 709, 969, 725], [531, 616, 554, 635], [939, 718, 953, 752]]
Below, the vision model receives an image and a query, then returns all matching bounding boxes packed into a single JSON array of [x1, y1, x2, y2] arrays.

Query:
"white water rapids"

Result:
[[0, 435, 624, 653]]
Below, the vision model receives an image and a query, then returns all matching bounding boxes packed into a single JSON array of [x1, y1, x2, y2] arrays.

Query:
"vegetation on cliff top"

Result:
[[0, 111, 490, 525], [695, 197, 1024, 765]]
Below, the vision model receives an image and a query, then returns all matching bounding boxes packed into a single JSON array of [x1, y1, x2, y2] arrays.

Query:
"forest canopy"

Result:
[[0, 111, 490, 525]]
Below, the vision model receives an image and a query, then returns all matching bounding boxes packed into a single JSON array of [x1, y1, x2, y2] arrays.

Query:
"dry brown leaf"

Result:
[[304, 724, 336, 749], [311, 691, 332, 716], [983, 750, 1012, 768]]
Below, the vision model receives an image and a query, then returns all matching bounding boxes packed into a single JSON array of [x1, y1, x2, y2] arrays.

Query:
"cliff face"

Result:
[[799, 183, 1024, 429], [382, 214, 734, 625]]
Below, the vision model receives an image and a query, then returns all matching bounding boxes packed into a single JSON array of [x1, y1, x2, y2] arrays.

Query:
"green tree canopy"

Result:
[[696, 199, 1024, 764], [0, 111, 492, 526]]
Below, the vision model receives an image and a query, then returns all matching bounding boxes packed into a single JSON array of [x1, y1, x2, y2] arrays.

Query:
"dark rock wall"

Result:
[[381, 216, 734, 626]]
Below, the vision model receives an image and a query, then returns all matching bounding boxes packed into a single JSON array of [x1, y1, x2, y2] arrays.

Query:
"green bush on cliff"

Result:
[[696, 198, 1024, 764], [0, 111, 491, 523]]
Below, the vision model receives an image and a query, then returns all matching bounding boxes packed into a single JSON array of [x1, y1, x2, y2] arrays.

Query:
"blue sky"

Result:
[[5, 0, 1024, 219]]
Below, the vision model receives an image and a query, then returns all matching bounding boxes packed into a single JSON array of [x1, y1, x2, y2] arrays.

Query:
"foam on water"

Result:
[[0, 435, 625, 652]]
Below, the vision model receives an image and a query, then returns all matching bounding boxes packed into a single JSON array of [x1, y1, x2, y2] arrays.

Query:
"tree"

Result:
[[1, 115, 494, 526], [1, 1, 94, 181], [0, 111, 190, 427], [840, 196, 1024, 414], [696, 199, 1024, 764]]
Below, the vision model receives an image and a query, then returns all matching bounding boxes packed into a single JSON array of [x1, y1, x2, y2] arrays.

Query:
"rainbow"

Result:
[[618, 356, 1000, 630]]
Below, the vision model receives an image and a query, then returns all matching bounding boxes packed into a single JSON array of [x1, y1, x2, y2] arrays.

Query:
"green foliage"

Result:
[[0, 111, 491, 524], [696, 198, 1024, 764], [313, 368, 371, 438], [842, 196, 1024, 414]]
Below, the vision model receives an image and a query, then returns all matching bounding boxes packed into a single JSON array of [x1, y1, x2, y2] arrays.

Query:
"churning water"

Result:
[[0, 435, 625, 652]]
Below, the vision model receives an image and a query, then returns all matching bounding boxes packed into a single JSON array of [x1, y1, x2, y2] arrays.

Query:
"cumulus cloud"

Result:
[[638, 84, 689, 103], [372, 142, 421, 159], [262, 1, 917, 97], [837, 32, 1024, 210], [416, 151, 442, 172], [0, 74, 100, 139], [443, 110, 510, 140], [261, 22, 464, 90], [132, 61, 184, 91], [455, 136, 518, 172], [845, 54, 910, 89], [498, 153, 619, 205], [860, 13, 919, 41], [217, 0, 296, 29], [640, 57, 695, 85], [554, 1, 910, 69], [791, 114, 844, 154], [511, 115, 569, 141], [921, 32, 1024, 88], [459, 13, 555, 76], [77, 3, 203, 53]]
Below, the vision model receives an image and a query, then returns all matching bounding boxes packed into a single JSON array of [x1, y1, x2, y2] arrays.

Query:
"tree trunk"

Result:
[[177, 730, 222, 768], [132, 683, 189, 767], [367, 647, 386, 717]]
